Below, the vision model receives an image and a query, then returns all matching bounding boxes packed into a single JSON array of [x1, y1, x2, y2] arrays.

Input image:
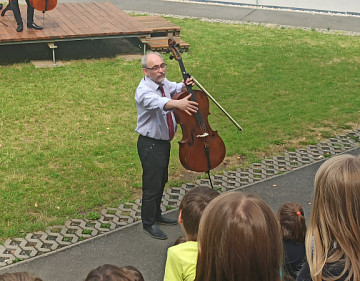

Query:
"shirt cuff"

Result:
[[176, 82, 184, 93]]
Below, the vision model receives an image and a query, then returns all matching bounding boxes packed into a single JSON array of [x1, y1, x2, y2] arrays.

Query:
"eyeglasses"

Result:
[[145, 63, 167, 71]]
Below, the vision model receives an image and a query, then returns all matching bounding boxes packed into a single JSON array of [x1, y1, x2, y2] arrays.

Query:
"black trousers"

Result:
[[137, 135, 170, 226], [11, 0, 34, 26]]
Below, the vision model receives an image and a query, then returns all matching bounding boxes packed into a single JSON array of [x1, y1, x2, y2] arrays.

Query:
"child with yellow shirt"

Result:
[[163, 186, 219, 281]]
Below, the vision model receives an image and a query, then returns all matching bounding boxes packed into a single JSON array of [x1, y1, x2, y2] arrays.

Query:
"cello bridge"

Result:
[[196, 132, 209, 138]]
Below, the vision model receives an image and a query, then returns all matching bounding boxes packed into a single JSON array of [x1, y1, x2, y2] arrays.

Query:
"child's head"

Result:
[[195, 192, 282, 281], [0, 272, 42, 281], [276, 202, 306, 243], [84, 264, 144, 281], [119, 266, 144, 281], [179, 185, 219, 241], [307, 153, 360, 281]]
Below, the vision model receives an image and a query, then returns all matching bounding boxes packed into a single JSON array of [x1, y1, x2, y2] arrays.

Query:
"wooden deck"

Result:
[[0, 2, 152, 45], [0, 3, 190, 63], [136, 15, 181, 37]]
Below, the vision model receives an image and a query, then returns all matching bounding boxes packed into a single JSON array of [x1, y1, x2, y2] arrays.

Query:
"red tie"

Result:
[[160, 86, 175, 140]]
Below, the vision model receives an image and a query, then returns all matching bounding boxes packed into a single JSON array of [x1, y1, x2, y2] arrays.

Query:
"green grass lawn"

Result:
[[0, 17, 359, 241]]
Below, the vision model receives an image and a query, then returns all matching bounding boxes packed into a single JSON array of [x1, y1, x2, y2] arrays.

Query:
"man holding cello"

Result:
[[135, 51, 198, 240], [11, 0, 43, 32]]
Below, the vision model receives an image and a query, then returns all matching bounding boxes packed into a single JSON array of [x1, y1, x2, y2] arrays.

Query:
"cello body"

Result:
[[173, 89, 226, 172], [30, 0, 57, 12]]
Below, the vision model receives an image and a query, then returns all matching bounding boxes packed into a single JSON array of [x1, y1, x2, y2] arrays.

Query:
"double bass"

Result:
[[168, 39, 226, 174], [30, 0, 57, 13]]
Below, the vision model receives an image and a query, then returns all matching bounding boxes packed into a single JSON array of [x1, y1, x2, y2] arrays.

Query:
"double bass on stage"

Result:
[[30, 0, 57, 13], [11, 0, 56, 32]]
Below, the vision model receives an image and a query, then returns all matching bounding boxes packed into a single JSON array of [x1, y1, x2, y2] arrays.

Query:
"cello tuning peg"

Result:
[[169, 55, 174, 60]]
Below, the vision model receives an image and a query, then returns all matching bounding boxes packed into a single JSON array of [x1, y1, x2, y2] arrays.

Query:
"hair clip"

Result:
[[296, 211, 301, 216]]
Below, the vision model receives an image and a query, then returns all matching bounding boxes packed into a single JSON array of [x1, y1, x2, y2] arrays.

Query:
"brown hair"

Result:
[[276, 202, 306, 242], [179, 185, 219, 241], [0, 272, 42, 281], [119, 266, 144, 281], [84, 264, 144, 281], [195, 192, 282, 281], [173, 236, 187, 246], [306, 154, 360, 281]]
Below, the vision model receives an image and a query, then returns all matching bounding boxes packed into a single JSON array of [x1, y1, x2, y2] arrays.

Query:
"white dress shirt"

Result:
[[135, 76, 184, 140]]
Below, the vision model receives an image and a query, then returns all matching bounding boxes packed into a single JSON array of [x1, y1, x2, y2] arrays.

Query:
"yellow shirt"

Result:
[[163, 241, 198, 281]]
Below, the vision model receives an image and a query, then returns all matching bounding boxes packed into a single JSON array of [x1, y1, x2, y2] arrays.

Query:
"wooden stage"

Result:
[[0, 2, 152, 44], [0, 2, 190, 63], [0, 2, 189, 64]]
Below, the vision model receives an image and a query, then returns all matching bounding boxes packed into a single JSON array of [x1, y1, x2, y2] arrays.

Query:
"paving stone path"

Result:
[[1, 129, 359, 268]]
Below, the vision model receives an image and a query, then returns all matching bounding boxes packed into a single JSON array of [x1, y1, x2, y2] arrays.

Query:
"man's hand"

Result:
[[181, 77, 195, 91], [164, 94, 198, 115], [176, 94, 198, 115]]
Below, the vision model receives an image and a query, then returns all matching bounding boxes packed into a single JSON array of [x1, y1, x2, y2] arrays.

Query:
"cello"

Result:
[[168, 39, 226, 174]]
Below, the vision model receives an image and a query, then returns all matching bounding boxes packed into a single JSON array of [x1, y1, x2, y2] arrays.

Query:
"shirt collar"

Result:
[[144, 76, 164, 91]]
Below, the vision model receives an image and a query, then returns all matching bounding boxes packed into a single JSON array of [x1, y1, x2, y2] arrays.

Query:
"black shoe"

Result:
[[27, 23, 43, 30], [156, 215, 178, 225], [16, 25, 23, 32], [143, 224, 168, 240]]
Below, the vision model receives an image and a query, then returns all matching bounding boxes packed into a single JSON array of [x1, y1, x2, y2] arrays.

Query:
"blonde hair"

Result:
[[195, 192, 282, 281], [306, 154, 360, 281]]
